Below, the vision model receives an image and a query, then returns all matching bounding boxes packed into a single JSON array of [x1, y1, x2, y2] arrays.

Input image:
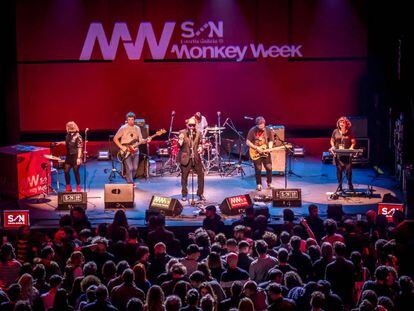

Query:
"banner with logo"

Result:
[[16, 0, 366, 132], [2, 210, 30, 229]]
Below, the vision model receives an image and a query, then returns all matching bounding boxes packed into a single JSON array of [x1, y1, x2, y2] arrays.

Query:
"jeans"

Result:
[[253, 156, 272, 185], [124, 153, 139, 183], [335, 156, 353, 188]]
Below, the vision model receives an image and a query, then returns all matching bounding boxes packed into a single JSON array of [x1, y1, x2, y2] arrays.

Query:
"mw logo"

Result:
[[229, 196, 247, 204]]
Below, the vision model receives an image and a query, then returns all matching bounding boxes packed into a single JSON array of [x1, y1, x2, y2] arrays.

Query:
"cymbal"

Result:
[[43, 154, 64, 162], [206, 126, 226, 131]]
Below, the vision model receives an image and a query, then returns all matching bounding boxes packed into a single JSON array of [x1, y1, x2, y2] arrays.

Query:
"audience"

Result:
[[0, 207, 412, 311]]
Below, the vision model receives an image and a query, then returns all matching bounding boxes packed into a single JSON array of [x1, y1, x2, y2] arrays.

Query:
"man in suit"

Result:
[[178, 117, 205, 201]]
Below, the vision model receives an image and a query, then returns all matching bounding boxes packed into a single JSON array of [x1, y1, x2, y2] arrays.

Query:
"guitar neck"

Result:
[[265, 145, 291, 152]]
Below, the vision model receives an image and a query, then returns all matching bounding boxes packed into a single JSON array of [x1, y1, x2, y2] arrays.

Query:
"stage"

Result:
[[1, 156, 401, 230]]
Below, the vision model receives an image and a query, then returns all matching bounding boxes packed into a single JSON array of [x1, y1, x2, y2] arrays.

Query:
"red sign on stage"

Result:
[[0, 145, 50, 199], [378, 203, 404, 221], [3, 210, 30, 229], [228, 195, 252, 209]]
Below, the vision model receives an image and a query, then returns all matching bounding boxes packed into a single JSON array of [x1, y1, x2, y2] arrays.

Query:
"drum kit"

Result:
[[160, 126, 226, 175]]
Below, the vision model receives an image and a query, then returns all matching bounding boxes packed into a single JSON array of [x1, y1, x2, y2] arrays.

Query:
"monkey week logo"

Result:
[[80, 20, 303, 62]]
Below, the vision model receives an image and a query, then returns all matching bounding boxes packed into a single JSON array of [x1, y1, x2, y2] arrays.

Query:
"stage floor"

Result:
[[5, 157, 401, 229]]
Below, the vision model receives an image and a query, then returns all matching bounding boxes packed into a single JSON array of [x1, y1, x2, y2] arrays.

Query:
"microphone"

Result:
[[217, 111, 221, 116], [171, 111, 175, 116], [85, 128, 89, 132], [244, 116, 254, 120]]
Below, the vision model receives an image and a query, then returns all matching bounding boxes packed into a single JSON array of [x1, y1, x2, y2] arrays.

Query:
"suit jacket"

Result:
[[177, 129, 203, 166]]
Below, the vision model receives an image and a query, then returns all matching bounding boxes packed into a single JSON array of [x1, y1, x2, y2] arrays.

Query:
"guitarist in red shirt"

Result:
[[113, 112, 152, 184], [246, 116, 274, 191]]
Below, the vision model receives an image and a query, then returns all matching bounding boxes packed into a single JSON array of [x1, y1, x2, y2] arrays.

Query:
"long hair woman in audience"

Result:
[[108, 209, 129, 241], [18, 273, 40, 307], [134, 263, 151, 294], [144, 285, 165, 311], [206, 252, 224, 281]]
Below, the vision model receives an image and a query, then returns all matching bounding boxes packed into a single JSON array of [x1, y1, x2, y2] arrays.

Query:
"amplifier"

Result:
[[58, 192, 87, 210], [148, 195, 183, 217], [104, 184, 134, 208], [262, 126, 285, 174], [347, 116, 368, 138], [219, 194, 253, 215], [272, 188, 302, 207]]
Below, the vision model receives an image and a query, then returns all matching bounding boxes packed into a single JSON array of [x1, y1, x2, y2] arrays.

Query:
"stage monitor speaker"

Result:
[[57, 192, 87, 210], [262, 125, 285, 174], [347, 116, 368, 138], [327, 204, 343, 221], [104, 184, 134, 208], [220, 194, 253, 215], [272, 188, 302, 207], [148, 195, 183, 217]]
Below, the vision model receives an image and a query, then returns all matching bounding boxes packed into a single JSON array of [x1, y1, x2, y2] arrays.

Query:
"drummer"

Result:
[[194, 112, 208, 137]]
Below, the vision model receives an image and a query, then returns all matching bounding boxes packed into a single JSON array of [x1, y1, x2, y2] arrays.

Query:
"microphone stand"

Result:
[[224, 118, 247, 177], [168, 111, 175, 141], [83, 129, 89, 192], [189, 130, 196, 206]]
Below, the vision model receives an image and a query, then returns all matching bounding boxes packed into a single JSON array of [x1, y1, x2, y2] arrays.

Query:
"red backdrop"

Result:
[[16, 0, 367, 133]]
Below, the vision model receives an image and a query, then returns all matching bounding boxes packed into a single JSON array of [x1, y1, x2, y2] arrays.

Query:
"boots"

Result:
[[76, 185, 82, 192], [65, 185, 72, 192]]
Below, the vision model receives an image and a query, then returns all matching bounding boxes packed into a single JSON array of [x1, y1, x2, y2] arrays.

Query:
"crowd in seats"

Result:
[[1, 204, 414, 311]]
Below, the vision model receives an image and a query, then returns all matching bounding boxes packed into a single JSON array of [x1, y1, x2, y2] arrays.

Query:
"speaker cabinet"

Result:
[[104, 184, 134, 208], [347, 116, 368, 138], [148, 195, 183, 217], [262, 126, 285, 174]]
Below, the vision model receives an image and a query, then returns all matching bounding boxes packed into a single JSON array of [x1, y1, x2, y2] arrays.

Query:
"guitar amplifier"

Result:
[[104, 184, 134, 208], [272, 188, 302, 207], [136, 124, 149, 178], [262, 125, 285, 175], [58, 192, 87, 210]]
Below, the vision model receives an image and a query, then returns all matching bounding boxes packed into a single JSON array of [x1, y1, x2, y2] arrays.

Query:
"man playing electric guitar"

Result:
[[246, 116, 275, 191], [113, 112, 152, 184]]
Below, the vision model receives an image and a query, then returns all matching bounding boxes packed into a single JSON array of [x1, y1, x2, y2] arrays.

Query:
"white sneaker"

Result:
[[256, 184, 262, 191], [267, 183, 273, 189]]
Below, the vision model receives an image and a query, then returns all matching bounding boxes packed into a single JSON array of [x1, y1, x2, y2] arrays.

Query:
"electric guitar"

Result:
[[249, 143, 293, 161], [117, 129, 166, 162]]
